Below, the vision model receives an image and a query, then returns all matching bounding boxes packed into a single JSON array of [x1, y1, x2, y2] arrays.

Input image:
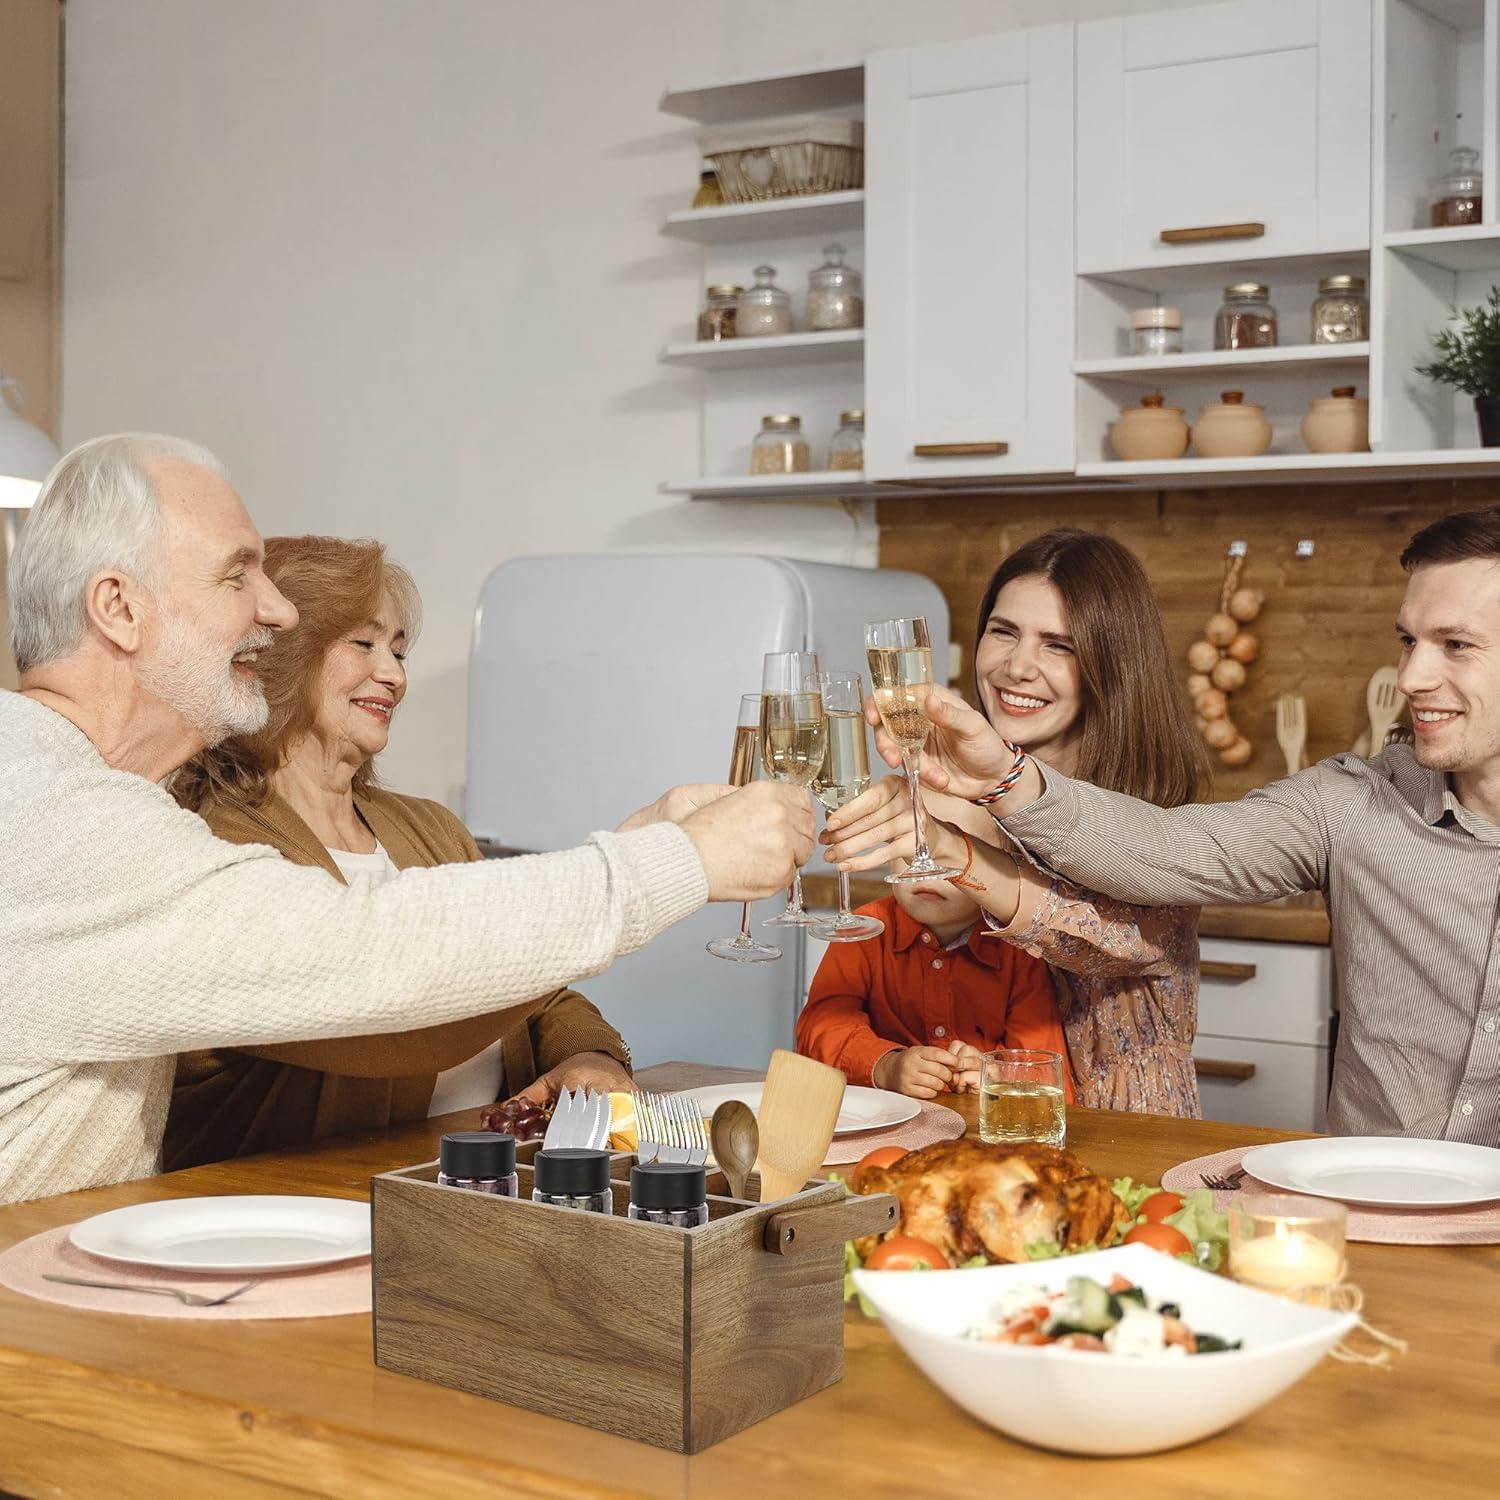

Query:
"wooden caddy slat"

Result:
[[371, 1144, 894, 1454]]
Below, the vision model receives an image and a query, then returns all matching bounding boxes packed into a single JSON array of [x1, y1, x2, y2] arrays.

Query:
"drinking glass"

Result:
[[760, 651, 825, 928], [978, 1049, 1066, 1146], [864, 616, 959, 881], [705, 693, 782, 963], [809, 669, 884, 943]]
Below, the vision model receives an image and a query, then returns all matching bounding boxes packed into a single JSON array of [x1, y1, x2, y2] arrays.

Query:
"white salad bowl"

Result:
[[853, 1243, 1356, 1456]]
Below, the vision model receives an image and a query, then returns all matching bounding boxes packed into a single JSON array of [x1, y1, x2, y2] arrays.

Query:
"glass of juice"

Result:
[[978, 1049, 1066, 1147]]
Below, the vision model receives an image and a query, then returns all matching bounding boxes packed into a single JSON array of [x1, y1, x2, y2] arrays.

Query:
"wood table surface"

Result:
[[0, 1061, 1493, 1499]]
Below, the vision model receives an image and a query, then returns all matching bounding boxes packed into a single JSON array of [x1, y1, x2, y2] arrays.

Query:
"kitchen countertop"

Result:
[[0, 1061, 1486, 1497], [801, 874, 1331, 946]]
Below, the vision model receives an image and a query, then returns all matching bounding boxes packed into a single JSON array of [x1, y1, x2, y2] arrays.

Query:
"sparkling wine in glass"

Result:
[[760, 651, 824, 928], [810, 670, 885, 943], [865, 616, 960, 882], [706, 693, 782, 963]]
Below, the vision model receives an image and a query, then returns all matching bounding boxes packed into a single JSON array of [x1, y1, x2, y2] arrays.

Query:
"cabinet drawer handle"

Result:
[[1195, 1058, 1257, 1081], [912, 441, 1008, 458], [1159, 221, 1265, 245], [1201, 960, 1257, 981]]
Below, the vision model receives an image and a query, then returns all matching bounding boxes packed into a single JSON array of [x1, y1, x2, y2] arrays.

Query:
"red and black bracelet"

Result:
[[974, 740, 1028, 805]]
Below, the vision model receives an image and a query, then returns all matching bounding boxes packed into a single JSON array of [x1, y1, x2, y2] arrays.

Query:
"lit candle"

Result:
[[1232, 1221, 1343, 1289]]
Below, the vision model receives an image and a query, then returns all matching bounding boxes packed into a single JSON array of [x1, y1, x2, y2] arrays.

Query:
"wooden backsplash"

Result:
[[877, 477, 1500, 801]]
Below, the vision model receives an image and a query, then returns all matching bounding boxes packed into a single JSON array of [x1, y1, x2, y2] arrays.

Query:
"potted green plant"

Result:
[[1415, 285, 1500, 447]]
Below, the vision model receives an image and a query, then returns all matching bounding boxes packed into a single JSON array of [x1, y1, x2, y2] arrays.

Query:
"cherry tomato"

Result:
[[864, 1234, 949, 1271], [852, 1146, 910, 1191], [1123, 1222, 1192, 1256], [1139, 1190, 1185, 1224]]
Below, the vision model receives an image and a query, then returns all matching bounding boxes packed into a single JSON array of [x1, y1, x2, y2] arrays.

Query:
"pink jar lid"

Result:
[[1130, 307, 1183, 329]]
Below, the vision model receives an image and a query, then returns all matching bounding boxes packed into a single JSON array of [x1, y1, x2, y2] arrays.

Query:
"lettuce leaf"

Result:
[[1165, 1189, 1230, 1272], [1111, 1177, 1161, 1217]]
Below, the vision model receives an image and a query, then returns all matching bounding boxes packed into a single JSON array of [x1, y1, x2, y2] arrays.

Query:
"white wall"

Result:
[[62, 0, 1208, 808]]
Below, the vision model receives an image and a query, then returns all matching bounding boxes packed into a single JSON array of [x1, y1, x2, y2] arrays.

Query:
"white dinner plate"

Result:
[[1240, 1136, 1500, 1209], [680, 1082, 920, 1136], [69, 1195, 372, 1273]]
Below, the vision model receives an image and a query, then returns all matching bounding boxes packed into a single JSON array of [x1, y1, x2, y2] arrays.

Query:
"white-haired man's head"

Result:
[[8, 434, 297, 746]]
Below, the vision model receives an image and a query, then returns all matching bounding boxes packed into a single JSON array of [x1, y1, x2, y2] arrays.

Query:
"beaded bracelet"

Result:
[[974, 740, 1028, 805]]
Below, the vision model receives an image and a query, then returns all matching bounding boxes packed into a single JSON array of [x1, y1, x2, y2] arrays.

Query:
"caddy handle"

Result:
[[1159, 221, 1265, 245], [764, 1191, 898, 1255]]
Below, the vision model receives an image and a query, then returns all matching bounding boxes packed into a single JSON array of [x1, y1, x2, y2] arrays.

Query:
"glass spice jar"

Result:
[[437, 1131, 518, 1197], [737, 264, 793, 337], [697, 283, 741, 342], [627, 1162, 709, 1229], [691, 168, 723, 210], [532, 1148, 614, 1214], [827, 410, 864, 470], [750, 414, 811, 475], [1128, 307, 1184, 357], [1431, 145, 1483, 227], [806, 243, 863, 331], [1310, 274, 1367, 345], [1214, 283, 1278, 350]]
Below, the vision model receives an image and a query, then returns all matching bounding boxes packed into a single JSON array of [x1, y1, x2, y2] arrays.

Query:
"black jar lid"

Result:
[[440, 1131, 515, 1180], [534, 1148, 611, 1198], [630, 1161, 707, 1212]]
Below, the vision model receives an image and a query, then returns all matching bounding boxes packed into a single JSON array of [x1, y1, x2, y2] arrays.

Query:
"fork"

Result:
[[634, 1090, 708, 1166], [42, 1273, 261, 1306], [1198, 1167, 1247, 1192], [1274, 693, 1306, 777]]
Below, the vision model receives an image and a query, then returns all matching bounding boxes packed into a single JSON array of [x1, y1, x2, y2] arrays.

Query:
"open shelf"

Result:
[[1384, 225, 1500, 270], [1077, 448, 1500, 485], [661, 329, 863, 370], [1074, 344, 1369, 385], [661, 191, 864, 244], [1081, 250, 1372, 297], [660, 62, 864, 123], [662, 472, 904, 501]]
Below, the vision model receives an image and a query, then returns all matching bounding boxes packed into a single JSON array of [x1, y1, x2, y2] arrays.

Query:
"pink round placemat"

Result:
[[1162, 1147, 1500, 1245], [0, 1224, 372, 1319], [822, 1098, 967, 1165]]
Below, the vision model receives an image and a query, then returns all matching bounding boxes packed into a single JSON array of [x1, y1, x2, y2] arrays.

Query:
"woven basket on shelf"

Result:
[[699, 114, 864, 204]]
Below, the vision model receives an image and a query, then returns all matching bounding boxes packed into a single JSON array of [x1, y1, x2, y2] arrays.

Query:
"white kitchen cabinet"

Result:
[[1195, 937, 1333, 1132], [863, 26, 1075, 480], [1076, 0, 1372, 274]]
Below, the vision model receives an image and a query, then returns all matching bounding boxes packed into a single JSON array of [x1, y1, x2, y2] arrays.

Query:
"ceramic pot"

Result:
[[1301, 386, 1369, 454], [1109, 392, 1190, 462], [1476, 395, 1500, 448], [1192, 390, 1271, 458]]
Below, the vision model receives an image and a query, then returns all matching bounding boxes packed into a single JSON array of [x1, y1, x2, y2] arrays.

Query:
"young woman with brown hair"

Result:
[[825, 528, 1210, 1116]]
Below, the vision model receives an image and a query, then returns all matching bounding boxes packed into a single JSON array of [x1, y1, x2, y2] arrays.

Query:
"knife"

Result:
[[543, 1087, 575, 1149]]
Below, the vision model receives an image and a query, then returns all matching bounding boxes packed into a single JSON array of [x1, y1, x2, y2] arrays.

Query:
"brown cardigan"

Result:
[[162, 785, 631, 1171]]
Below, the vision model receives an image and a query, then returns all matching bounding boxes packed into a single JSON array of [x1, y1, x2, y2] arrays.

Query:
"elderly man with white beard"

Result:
[[0, 433, 814, 1204]]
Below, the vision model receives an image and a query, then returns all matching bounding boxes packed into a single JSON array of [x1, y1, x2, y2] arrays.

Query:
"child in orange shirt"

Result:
[[796, 867, 1074, 1100]]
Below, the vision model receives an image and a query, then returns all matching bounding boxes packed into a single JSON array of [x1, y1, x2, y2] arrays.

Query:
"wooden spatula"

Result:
[[1365, 666, 1403, 752], [755, 1050, 847, 1203]]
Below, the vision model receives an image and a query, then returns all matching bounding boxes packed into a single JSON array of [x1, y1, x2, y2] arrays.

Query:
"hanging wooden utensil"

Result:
[[754, 1050, 846, 1204]]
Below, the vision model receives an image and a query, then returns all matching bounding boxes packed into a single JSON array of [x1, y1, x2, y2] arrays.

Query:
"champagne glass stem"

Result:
[[788, 871, 805, 915], [903, 746, 934, 865], [837, 867, 855, 923], [736, 901, 754, 941]]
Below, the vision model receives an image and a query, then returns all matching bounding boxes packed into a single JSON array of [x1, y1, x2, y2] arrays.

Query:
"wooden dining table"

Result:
[[0, 1060, 1494, 1499]]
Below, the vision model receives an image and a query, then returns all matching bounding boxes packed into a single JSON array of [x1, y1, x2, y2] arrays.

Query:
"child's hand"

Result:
[[946, 1038, 984, 1094], [873, 1045, 957, 1098]]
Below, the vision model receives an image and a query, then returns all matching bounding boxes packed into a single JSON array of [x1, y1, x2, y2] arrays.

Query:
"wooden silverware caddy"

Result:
[[371, 1145, 896, 1453]]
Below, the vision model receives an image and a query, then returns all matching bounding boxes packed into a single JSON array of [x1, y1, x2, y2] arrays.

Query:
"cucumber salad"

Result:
[[966, 1274, 1242, 1357]]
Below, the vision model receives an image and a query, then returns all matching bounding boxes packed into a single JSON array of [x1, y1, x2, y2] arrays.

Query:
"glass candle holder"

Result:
[[1229, 1193, 1347, 1304]]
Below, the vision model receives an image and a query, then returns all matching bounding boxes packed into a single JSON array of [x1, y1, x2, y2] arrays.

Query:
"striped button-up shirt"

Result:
[[1000, 745, 1499, 1142]]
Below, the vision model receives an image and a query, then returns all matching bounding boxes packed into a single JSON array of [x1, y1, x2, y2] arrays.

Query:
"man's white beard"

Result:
[[137, 609, 272, 745]]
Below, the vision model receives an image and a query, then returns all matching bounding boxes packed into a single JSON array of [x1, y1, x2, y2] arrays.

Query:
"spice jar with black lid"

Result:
[[628, 1162, 709, 1228], [532, 1148, 614, 1214], [438, 1131, 518, 1197]]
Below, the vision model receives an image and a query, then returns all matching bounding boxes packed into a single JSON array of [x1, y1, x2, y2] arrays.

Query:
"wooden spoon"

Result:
[[710, 1101, 758, 1201], [754, 1049, 847, 1203]]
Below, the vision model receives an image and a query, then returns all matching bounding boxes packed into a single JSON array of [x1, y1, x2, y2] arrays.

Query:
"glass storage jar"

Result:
[[691, 168, 723, 209], [1214, 283, 1278, 350], [1310, 275, 1367, 345], [750, 414, 811, 475], [532, 1148, 613, 1214], [627, 1162, 708, 1228], [1129, 307, 1183, 356], [827, 410, 864, 470], [737, 264, 793, 337], [437, 1131, 518, 1197], [805, 243, 863, 331], [697, 283, 741, 342], [1431, 145, 1483, 227]]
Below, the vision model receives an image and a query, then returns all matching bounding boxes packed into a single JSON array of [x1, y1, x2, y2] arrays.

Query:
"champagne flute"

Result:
[[809, 670, 885, 943], [705, 693, 782, 963], [760, 651, 825, 927], [865, 616, 960, 882]]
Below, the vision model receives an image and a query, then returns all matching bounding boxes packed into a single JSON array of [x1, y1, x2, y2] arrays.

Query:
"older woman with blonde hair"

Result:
[[166, 534, 633, 1169]]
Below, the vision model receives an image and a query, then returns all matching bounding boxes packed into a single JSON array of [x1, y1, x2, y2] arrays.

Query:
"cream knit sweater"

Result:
[[0, 692, 708, 1203]]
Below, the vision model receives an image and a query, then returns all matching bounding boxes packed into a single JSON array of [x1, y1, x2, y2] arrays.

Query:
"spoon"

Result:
[[710, 1100, 759, 1201]]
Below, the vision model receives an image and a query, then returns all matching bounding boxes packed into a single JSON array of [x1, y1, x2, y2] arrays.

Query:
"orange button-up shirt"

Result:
[[796, 896, 1074, 1096]]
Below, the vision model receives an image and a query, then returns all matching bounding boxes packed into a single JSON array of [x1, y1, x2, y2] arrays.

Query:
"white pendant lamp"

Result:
[[1, 375, 60, 557]]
